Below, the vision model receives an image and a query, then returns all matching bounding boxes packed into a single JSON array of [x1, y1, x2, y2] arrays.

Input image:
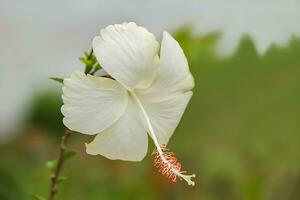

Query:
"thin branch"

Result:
[[48, 128, 71, 200], [47, 48, 93, 200]]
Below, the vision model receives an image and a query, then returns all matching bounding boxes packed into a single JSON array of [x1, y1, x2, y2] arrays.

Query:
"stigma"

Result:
[[152, 144, 196, 186]]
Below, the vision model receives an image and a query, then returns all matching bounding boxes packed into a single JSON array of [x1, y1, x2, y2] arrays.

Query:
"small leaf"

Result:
[[90, 64, 101, 75], [29, 194, 46, 200], [62, 150, 76, 161], [46, 160, 57, 171], [84, 64, 93, 74], [94, 64, 101, 71], [49, 77, 64, 83], [57, 176, 67, 184], [79, 57, 89, 65], [81, 58, 94, 66], [91, 55, 97, 63], [84, 51, 90, 58]]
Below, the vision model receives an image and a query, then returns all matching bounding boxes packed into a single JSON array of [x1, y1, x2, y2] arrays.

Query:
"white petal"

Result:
[[86, 97, 148, 161], [134, 32, 194, 145], [61, 71, 128, 135], [140, 31, 194, 101], [93, 22, 159, 90], [137, 91, 193, 145]]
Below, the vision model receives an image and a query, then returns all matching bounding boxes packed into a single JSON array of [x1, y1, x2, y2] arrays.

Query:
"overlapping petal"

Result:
[[93, 22, 159, 90], [86, 97, 148, 161], [61, 71, 128, 135], [137, 91, 193, 145], [135, 32, 194, 145], [138, 32, 194, 101]]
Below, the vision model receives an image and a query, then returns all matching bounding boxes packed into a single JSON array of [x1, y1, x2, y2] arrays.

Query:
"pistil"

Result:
[[131, 91, 195, 186]]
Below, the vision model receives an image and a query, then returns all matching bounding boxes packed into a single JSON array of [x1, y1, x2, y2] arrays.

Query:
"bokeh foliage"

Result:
[[0, 28, 300, 200]]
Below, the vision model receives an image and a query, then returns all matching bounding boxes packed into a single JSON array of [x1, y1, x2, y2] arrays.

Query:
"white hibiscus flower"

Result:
[[61, 22, 195, 185]]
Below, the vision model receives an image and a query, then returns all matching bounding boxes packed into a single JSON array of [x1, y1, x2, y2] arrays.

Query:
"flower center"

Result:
[[130, 91, 195, 186]]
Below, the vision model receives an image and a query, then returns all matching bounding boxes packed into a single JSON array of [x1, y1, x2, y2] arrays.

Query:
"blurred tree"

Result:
[[14, 28, 300, 200], [25, 89, 64, 137], [0, 160, 23, 199]]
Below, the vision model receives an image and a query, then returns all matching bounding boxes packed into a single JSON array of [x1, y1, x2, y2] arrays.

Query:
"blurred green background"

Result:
[[0, 27, 299, 200]]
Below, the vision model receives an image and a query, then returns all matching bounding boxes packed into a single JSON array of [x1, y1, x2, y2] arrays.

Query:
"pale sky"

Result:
[[0, 0, 299, 140]]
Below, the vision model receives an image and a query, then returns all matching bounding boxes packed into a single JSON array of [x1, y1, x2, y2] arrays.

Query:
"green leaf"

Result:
[[84, 51, 90, 58], [29, 194, 46, 200], [49, 77, 64, 83], [79, 57, 89, 65], [57, 176, 67, 184], [81, 50, 99, 74], [90, 64, 102, 75], [62, 150, 76, 161], [46, 160, 57, 171], [84, 64, 93, 74], [90, 54, 97, 63], [93, 64, 101, 71]]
